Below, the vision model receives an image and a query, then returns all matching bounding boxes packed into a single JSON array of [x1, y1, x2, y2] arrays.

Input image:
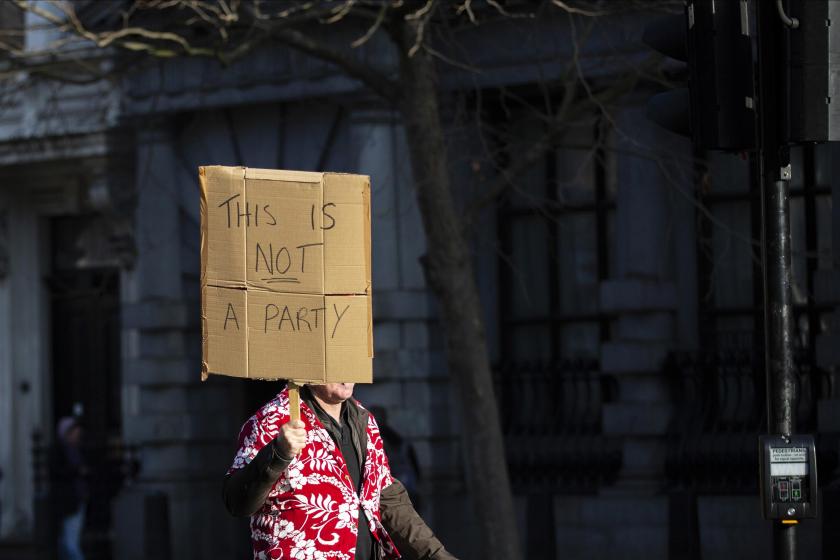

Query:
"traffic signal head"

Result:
[[643, 14, 691, 137], [644, 0, 756, 151], [788, 1, 840, 142]]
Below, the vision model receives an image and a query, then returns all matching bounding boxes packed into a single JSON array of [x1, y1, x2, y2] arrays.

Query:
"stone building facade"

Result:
[[0, 6, 838, 560]]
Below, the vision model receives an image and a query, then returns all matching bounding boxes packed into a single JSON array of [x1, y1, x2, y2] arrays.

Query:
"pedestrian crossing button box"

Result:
[[759, 435, 817, 520]]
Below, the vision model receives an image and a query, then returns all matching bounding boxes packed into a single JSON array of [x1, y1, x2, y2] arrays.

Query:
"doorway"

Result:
[[49, 215, 122, 559]]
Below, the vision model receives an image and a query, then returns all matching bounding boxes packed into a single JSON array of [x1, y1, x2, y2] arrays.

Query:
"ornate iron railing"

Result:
[[663, 350, 840, 494], [493, 359, 620, 493], [31, 432, 140, 560]]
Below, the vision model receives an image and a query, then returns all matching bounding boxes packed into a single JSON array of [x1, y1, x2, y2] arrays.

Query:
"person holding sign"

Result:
[[223, 382, 457, 560]]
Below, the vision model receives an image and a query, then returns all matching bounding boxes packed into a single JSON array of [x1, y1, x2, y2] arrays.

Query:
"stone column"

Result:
[[816, 144, 840, 427], [349, 104, 439, 427], [0, 189, 50, 540], [0, 194, 15, 539], [346, 105, 462, 537], [600, 107, 691, 492], [115, 121, 242, 560], [554, 106, 692, 560]]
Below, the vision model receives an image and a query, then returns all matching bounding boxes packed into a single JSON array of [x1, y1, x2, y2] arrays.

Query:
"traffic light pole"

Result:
[[756, 2, 796, 559]]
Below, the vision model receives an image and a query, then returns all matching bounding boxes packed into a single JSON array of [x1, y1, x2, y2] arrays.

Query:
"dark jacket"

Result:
[[223, 388, 456, 560], [49, 443, 88, 518]]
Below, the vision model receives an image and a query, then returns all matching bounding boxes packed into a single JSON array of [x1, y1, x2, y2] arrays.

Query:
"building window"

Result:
[[497, 112, 615, 362], [696, 151, 762, 350], [697, 145, 835, 361]]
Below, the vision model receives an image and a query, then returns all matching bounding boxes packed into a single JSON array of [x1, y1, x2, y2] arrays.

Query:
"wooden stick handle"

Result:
[[288, 382, 301, 422]]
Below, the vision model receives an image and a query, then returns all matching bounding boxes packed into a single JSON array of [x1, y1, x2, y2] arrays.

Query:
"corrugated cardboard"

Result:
[[200, 166, 372, 383]]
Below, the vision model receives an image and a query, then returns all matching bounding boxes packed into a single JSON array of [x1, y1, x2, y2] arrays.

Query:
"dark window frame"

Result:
[[696, 145, 834, 363], [496, 116, 615, 363]]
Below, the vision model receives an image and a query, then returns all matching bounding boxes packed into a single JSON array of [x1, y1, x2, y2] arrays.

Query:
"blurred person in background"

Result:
[[368, 405, 422, 512], [51, 416, 89, 560]]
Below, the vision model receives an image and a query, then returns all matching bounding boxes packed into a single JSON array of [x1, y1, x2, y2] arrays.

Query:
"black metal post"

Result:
[[757, 1, 796, 559]]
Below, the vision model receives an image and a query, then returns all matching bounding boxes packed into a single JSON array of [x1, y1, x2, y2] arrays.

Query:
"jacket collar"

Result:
[[299, 385, 369, 466]]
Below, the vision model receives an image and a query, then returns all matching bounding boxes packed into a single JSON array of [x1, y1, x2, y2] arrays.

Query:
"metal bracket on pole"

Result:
[[780, 164, 792, 181]]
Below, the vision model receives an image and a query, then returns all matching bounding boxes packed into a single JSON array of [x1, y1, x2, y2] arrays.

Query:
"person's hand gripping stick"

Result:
[[275, 420, 307, 459]]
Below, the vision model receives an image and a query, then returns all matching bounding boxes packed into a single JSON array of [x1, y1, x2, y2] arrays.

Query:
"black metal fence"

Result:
[[663, 350, 840, 560], [663, 350, 840, 494], [493, 352, 840, 493], [493, 359, 621, 493], [492, 359, 619, 558], [31, 433, 139, 560], [494, 353, 840, 559]]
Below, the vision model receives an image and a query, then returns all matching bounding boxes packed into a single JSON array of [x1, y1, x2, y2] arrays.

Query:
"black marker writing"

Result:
[[331, 303, 350, 338], [264, 205, 276, 226], [278, 305, 295, 331], [237, 201, 251, 227], [224, 303, 240, 330], [311, 307, 325, 328], [263, 304, 326, 332], [218, 194, 240, 228], [264, 303, 279, 333], [256, 242, 322, 276], [296, 307, 311, 331], [217, 195, 278, 229], [256, 243, 273, 273], [275, 246, 291, 274], [296, 242, 324, 273], [322, 203, 336, 230], [309, 203, 337, 230]]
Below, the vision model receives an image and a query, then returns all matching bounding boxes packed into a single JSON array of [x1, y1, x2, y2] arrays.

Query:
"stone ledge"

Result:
[[603, 403, 672, 435], [615, 438, 667, 483], [373, 322, 401, 351], [818, 399, 840, 432], [124, 358, 197, 386], [816, 333, 840, 368], [374, 290, 435, 321], [123, 412, 231, 443], [613, 375, 670, 402], [600, 279, 677, 313], [123, 300, 189, 331], [553, 495, 668, 526], [373, 349, 448, 379], [551, 525, 667, 560], [814, 270, 838, 303], [601, 341, 669, 373]]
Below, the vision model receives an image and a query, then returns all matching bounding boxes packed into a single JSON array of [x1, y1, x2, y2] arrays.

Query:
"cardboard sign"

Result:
[[200, 166, 372, 383]]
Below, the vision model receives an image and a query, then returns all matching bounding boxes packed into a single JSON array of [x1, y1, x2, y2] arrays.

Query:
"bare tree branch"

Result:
[[551, 0, 608, 17], [351, 2, 387, 48], [268, 25, 400, 102]]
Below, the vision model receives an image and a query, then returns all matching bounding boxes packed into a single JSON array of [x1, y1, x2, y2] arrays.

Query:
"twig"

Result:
[[323, 0, 355, 24], [406, 0, 435, 21], [422, 43, 481, 73], [455, 0, 476, 24], [551, 0, 608, 17], [351, 2, 387, 48], [270, 26, 400, 102]]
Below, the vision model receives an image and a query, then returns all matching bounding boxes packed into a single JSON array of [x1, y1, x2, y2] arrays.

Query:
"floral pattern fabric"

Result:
[[229, 388, 399, 560]]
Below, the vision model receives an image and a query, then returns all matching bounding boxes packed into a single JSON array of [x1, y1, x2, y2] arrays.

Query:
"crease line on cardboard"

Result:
[[246, 167, 323, 183], [363, 179, 372, 295], [206, 281, 249, 290], [367, 293, 373, 358], [199, 167, 210, 381], [245, 286, 333, 296], [243, 167, 251, 378], [320, 174, 328, 382]]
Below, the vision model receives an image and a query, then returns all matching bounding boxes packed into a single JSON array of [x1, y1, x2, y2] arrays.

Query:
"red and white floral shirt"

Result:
[[229, 388, 400, 559]]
